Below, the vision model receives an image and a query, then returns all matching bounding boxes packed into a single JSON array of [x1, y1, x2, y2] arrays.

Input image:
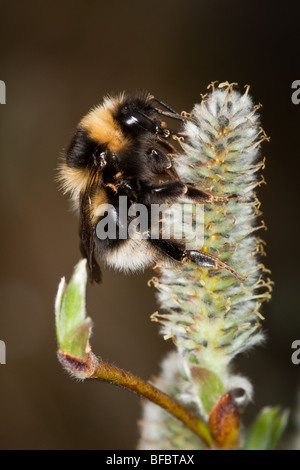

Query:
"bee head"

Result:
[[115, 94, 165, 137]]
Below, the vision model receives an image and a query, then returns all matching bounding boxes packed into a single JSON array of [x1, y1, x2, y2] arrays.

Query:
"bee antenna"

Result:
[[155, 108, 196, 124], [152, 97, 181, 116]]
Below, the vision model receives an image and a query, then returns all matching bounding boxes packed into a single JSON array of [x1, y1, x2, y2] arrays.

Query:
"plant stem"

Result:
[[58, 349, 213, 448]]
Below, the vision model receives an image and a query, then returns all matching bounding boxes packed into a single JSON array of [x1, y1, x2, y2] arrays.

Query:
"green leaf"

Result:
[[190, 366, 225, 415], [55, 259, 92, 359], [243, 407, 289, 450]]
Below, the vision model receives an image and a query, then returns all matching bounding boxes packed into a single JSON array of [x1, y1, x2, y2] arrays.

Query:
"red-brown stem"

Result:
[[58, 350, 213, 448]]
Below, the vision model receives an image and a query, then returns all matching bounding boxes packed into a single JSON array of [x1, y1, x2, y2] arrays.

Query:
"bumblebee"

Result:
[[59, 92, 241, 283]]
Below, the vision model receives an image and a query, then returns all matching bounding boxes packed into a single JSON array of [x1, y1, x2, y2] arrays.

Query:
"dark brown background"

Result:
[[0, 0, 299, 450]]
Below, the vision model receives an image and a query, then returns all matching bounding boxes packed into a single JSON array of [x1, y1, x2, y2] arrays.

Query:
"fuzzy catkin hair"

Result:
[[139, 83, 272, 450]]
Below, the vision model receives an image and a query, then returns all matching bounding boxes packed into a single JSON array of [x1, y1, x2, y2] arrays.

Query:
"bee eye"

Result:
[[121, 110, 163, 135]]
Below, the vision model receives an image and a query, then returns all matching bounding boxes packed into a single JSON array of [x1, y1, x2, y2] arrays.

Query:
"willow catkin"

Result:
[[139, 83, 272, 450]]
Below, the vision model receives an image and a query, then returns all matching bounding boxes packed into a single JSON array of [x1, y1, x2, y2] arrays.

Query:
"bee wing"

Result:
[[79, 165, 102, 283]]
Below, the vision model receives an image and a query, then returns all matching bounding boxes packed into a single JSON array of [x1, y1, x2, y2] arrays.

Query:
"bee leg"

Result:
[[186, 250, 244, 281], [156, 136, 178, 155], [143, 181, 187, 205], [185, 185, 237, 203], [148, 238, 243, 281], [147, 148, 172, 173]]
